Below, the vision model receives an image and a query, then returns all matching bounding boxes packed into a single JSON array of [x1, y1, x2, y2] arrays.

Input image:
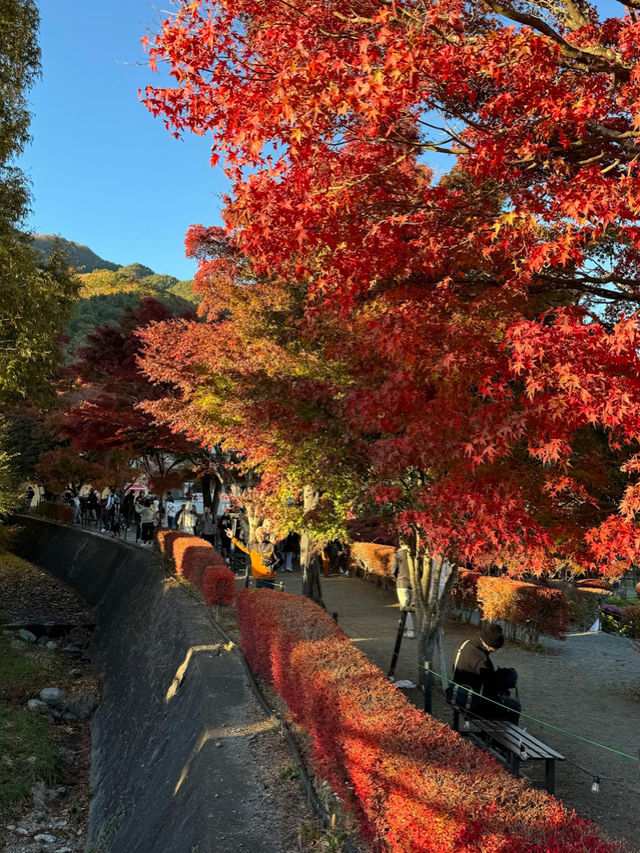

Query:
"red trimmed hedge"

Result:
[[173, 536, 219, 586], [236, 589, 612, 852], [350, 542, 394, 584], [162, 533, 234, 606], [36, 501, 75, 523], [450, 569, 479, 618], [203, 566, 236, 606], [156, 529, 191, 560], [575, 578, 613, 592], [477, 576, 569, 642]]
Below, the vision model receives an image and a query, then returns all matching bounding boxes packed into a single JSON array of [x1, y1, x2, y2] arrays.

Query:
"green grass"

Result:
[[0, 631, 66, 818], [607, 596, 640, 607], [0, 707, 62, 814], [0, 633, 66, 701]]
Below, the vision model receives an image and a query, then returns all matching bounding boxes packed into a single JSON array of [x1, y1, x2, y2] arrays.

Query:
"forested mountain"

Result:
[[32, 234, 120, 273], [68, 265, 199, 353], [32, 235, 199, 353]]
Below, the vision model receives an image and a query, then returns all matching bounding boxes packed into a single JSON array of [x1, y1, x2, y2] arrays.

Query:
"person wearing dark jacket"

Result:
[[451, 622, 520, 722], [392, 539, 414, 638]]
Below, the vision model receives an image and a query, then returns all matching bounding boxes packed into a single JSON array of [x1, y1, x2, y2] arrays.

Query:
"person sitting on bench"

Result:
[[450, 622, 520, 723]]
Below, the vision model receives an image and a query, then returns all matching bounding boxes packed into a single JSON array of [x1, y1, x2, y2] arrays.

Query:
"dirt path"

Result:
[[280, 570, 640, 852]]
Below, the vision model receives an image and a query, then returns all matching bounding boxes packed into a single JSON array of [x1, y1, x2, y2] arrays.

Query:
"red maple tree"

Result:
[[140, 0, 640, 672], [62, 296, 234, 498]]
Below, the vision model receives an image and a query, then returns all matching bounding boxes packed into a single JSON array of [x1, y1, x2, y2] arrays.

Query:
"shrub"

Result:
[[567, 587, 608, 630], [173, 536, 226, 587], [575, 578, 613, 591], [202, 566, 236, 606], [36, 501, 74, 523], [601, 603, 640, 639], [477, 576, 569, 642], [450, 570, 479, 620], [155, 529, 190, 560], [236, 589, 611, 853], [350, 542, 394, 583]]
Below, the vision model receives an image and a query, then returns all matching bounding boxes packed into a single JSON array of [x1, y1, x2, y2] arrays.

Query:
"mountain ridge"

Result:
[[32, 234, 121, 273]]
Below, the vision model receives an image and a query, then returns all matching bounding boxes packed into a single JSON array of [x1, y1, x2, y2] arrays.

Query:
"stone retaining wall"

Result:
[[10, 517, 276, 853]]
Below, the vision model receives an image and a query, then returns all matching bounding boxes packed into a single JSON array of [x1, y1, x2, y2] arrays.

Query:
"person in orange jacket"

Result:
[[226, 526, 279, 588]]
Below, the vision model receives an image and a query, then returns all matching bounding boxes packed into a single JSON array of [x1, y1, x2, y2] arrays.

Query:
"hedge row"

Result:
[[36, 501, 75, 523], [450, 569, 479, 618], [477, 576, 569, 642], [350, 542, 395, 584], [156, 529, 235, 606], [236, 589, 612, 852]]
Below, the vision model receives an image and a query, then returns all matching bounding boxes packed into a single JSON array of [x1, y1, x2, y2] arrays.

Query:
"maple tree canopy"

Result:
[[141, 0, 640, 576]]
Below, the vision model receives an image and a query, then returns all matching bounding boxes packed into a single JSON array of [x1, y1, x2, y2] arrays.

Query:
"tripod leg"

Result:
[[388, 610, 408, 679]]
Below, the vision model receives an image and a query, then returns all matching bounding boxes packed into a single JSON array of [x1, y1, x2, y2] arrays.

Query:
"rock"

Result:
[[56, 848, 73, 853], [34, 833, 57, 843], [15, 827, 29, 835], [36, 635, 49, 645], [69, 668, 82, 679], [40, 687, 67, 708], [27, 699, 49, 713], [65, 692, 99, 720], [18, 628, 37, 642], [58, 747, 76, 762], [32, 781, 46, 807], [46, 641, 58, 650], [6, 824, 16, 830]]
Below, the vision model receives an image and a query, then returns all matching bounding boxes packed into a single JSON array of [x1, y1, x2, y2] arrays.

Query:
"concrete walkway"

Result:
[[279, 569, 424, 690], [274, 567, 640, 851]]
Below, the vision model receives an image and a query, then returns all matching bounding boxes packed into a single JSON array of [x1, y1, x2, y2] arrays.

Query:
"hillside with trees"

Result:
[[33, 235, 200, 352], [68, 264, 199, 352], [32, 234, 120, 273]]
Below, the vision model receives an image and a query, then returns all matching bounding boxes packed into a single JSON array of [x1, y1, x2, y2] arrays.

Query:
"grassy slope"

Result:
[[0, 549, 68, 817]]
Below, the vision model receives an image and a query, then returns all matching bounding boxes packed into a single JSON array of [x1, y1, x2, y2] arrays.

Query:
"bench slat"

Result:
[[473, 720, 564, 760]]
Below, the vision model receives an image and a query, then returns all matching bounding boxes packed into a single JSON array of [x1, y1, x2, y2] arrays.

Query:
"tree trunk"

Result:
[[201, 473, 212, 509], [210, 475, 222, 517], [408, 543, 458, 712], [300, 485, 320, 598]]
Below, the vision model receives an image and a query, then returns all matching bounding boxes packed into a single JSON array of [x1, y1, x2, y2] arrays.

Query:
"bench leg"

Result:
[[510, 754, 521, 778], [545, 758, 555, 794], [452, 707, 460, 732]]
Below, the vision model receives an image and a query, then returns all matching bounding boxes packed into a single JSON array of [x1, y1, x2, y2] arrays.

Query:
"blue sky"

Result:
[[22, 1, 229, 280]]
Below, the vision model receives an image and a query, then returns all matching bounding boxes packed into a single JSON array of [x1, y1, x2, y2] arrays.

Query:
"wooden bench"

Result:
[[448, 702, 564, 794]]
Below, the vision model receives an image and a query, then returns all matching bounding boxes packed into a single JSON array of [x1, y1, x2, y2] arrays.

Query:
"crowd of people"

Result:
[[50, 486, 309, 574]]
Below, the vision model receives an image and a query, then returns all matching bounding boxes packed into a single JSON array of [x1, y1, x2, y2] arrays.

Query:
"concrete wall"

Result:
[[11, 517, 280, 853]]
